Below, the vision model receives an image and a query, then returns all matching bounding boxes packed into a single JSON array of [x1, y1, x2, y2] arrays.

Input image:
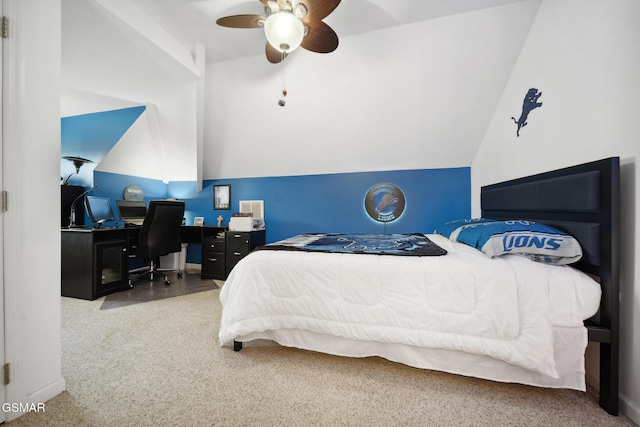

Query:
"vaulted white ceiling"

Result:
[[61, 0, 541, 181], [62, 0, 535, 116], [126, 0, 534, 63]]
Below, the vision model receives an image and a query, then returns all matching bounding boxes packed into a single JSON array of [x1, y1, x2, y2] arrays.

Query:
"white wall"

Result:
[[204, 1, 541, 180], [2, 0, 66, 420], [472, 0, 640, 422], [97, 93, 198, 183], [62, 0, 200, 182]]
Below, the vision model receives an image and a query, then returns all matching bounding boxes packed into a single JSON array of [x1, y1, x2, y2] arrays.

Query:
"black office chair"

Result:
[[129, 200, 185, 287]]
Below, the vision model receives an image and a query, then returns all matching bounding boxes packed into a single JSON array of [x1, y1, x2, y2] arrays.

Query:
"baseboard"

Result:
[[27, 377, 67, 405], [6, 377, 66, 422], [585, 370, 599, 391], [185, 262, 202, 271], [620, 392, 640, 425], [585, 343, 639, 423]]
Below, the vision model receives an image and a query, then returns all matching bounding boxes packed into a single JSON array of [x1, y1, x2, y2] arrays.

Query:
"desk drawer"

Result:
[[226, 242, 250, 257], [202, 251, 225, 279], [202, 237, 225, 280], [225, 230, 265, 277], [226, 233, 251, 259], [203, 237, 225, 252], [225, 250, 246, 275]]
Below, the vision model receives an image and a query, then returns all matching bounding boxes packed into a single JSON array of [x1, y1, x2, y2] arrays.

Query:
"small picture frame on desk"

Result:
[[194, 217, 204, 227], [214, 184, 231, 210]]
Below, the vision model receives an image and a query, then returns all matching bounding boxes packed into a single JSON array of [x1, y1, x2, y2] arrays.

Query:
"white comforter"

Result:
[[219, 234, 601, 378]]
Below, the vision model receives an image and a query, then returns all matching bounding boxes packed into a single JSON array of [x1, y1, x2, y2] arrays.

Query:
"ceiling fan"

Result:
[[216, 0, 341, 64]]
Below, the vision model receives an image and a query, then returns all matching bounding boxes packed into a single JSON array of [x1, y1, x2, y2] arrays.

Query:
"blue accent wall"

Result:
[[61, 106, 146, 187], [88, 167, 470, 264], [62, 106, 146, 157], [170, 168, 470, 262], [81, 171, 168, 228], [62, 108, 470, 265], [93, 171, 168, 205]]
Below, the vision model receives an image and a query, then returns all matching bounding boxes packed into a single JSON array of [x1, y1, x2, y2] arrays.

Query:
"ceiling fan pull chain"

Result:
[[278, 68, 287, 107], [282, 67, 287, 97]]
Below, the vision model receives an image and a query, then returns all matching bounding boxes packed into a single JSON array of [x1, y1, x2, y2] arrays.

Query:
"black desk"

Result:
[[180, 225, 225, 244], [61, 225, 226, 300]]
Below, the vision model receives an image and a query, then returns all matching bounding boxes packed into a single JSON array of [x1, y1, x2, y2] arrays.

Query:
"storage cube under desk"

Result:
[[225, 230, 265, 278], [61, 228, 131, 300]]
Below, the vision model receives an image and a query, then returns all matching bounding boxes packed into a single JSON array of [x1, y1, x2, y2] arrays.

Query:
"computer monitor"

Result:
[[116, 200, 147, 226], [85, 196, 115, 228]]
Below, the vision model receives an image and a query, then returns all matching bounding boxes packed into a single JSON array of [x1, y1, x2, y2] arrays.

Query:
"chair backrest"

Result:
[[137, 200, 185, 258]]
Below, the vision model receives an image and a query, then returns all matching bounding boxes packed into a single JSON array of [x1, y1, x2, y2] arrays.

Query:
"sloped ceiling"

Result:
[[62, 0, 199, 116], [128, 0, 537, 64], [61, 0, 541, 181], [205, 1, 542, 179], [62, 0, 536, 114]]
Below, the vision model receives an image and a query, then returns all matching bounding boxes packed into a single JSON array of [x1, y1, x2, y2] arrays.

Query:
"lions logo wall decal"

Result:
[[511, 88, 543, 137], [364, 183, 406, 223]]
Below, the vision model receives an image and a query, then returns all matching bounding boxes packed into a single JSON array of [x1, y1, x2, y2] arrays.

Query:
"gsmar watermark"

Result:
[[2, 402, 45, 413]]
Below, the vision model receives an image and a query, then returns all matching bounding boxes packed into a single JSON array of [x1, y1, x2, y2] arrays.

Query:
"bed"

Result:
[[218, 157, 620, 416]]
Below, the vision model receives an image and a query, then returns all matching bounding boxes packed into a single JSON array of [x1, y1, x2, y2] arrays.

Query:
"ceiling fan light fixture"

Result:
[[267, 0, 279, 14], [264, 11, 304, 53], [294, 3, 308, 19]]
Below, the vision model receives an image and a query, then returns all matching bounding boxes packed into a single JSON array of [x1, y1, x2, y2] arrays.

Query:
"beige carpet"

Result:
[[9, 272, 635, 426]]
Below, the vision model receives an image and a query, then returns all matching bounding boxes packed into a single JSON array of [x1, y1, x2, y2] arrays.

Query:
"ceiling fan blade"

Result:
[[301, 0, 341, 22], [265, 42, 287, 64], [216, 15, 265, 29], [301, 20, 338, 53]]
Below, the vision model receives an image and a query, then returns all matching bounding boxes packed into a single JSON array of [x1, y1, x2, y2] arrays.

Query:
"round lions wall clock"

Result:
[[364, 183, 406, 223], [123, 185, 144, 201]]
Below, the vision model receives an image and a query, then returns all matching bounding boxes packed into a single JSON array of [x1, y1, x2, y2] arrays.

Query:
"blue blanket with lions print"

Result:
[[255, 233, 447, 256]]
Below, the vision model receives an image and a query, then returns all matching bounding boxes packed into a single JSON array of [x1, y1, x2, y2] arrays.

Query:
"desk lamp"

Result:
[[69, 185, 97, 228], [61, 156, 94, 185]]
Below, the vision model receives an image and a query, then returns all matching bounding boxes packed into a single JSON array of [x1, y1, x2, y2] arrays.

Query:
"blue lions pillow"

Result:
[[434, 218, 582, 265]]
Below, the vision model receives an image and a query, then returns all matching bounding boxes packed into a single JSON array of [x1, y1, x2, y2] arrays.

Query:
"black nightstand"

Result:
[[225, 230, 265, 278]]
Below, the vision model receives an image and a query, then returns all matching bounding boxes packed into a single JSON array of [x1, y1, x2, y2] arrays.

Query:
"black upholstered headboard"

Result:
[[481, 157, 619, 416]]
